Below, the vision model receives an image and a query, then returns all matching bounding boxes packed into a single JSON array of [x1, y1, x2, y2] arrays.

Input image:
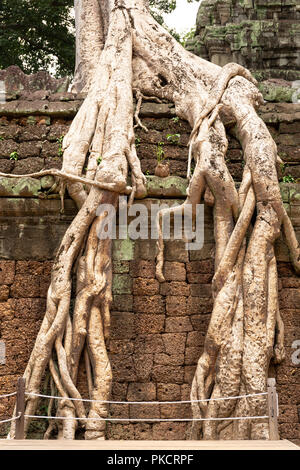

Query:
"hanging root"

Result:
[[9, 3, 146, 440], [9, 0, 299, 441]]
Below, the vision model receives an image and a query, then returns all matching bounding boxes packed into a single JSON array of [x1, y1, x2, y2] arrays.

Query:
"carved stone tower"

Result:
[[187, 0, 300, 81]]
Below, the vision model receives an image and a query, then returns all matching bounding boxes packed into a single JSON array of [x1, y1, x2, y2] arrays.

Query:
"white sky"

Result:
[[162, 0, 200, 34]]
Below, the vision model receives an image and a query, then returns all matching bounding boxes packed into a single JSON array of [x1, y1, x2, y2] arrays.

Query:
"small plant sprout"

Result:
[[135, 136, 141, 148], [171, 116, 179, 123], [97, 156, 103, 165], [57, 136, 64, 157], [282, 174, 295, 183], [156, 141, 165, 163], [9, 151, 19, 161], [280, 162, 287, 173], [166, 133, 180, 144]]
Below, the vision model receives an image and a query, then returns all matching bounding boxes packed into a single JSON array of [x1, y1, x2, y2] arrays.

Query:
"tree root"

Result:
[[9, 0, 299, 441]]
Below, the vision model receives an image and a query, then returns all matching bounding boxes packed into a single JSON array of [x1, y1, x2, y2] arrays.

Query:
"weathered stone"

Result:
[[10, 274, 40, 298], [133, 295, 165, 314], [185, 346, 203, 365], [12, 157, 44, 175], [190, 314, 211, 333], [157, 384, 181, 401], [145, 175, 187, 198], [129, 260, 156, 278], [140, 102, 175, 118], [160, 281, 190, 297], [0, 285, 10, 301], [162, 333, 187, 355], [110, 312, 136, 339], [0, 66, 70, 95], [0, 300, 14, 321], [18, 141, 42, 159], [165, 316, 193, 333], [133, 278, 160, 296], [0, 261, 15, 285], [127, 383, 156, 401], [134, 335, 164, 354], [108, 340, 134, 355], [0, 177, 42, 197], [166, 296, 188, 316], [129, 403, 160, 419], [135, 315, 165, 334], [184, 365, 196, 384], [112, 294, 133, 312], [164, 240, 189, 262], [151, 365, 184, 384], [113, 260, 129, 274], [110, 355, 137, 382], [187, 272, 213, 283], [152, 422, 187, 440], [133, 354, 154, 381], [112, 274, 132, 295], [154, 353, 185, 366], [113, 238, 135, 261], [187, 296, 213, 314], [163, 261, 186, 281], [190, 283, 212, 297], [188, 2, 300, 81]]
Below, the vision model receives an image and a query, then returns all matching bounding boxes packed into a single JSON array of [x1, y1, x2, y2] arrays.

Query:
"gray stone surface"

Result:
[[187, 0, 300, 81]]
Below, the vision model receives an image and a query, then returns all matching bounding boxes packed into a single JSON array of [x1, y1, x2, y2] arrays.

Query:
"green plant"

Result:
[[57, 136, 64, 157], [280, 162, 287, 173], [135, 136, 141, 148], [9, 151, 19, 161], [0, 136, 4, 141], [156, 141, 165, 163], [166, 133, 180, 144], [97, 156, 103, 165], [145, 170, 150, 176], [282, 174, 295, 183], [179, 27, 196, 47], [39, 404, 49, 416], [171, 116, 179, 123]]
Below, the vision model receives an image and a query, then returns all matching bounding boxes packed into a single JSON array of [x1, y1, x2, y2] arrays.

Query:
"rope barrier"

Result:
[[0, 389, 269, 427], [0, 413, 21, 424], [0, 392, 17, 399], [24, 391, 268, 404], [25, 414, 269, 422]]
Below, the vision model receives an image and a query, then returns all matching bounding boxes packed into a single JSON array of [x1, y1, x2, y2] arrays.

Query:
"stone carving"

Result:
[[0, 66, 70, 100], [187, 0, 300, 81]]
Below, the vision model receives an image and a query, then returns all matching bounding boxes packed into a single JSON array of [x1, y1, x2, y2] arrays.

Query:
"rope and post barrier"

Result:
[[0, 377, 280, 440]]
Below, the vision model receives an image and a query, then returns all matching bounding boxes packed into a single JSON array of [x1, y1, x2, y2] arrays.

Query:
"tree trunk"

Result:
[[8, 0, 300, 440]]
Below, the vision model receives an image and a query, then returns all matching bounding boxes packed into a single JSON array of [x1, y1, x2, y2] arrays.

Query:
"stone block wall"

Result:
[[187, 0, 300, 81], [0, 94, 299, 179], [0, 94, 299, 442]]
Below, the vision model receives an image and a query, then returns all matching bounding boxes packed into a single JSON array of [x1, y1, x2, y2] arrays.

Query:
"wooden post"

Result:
[[267, 378, 279, 440], [15, 377, 25, 440]]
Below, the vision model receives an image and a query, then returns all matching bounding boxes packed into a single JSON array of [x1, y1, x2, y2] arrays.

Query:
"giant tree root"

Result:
[[8, 0, 300, 440]]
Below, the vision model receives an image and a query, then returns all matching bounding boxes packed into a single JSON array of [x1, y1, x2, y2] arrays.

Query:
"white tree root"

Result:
[[8, 0, 299, 440]]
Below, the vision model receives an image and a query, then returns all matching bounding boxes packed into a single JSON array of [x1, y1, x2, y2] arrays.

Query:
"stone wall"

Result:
[[0, 94, 299, 442], [187, 0, 300, 82]]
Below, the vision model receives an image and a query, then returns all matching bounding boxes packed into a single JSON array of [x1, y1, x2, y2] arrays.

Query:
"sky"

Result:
[[162, 0, 200, 34]]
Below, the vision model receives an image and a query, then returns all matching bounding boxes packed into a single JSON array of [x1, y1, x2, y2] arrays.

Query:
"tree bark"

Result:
[[8, 0, 299, 440]]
